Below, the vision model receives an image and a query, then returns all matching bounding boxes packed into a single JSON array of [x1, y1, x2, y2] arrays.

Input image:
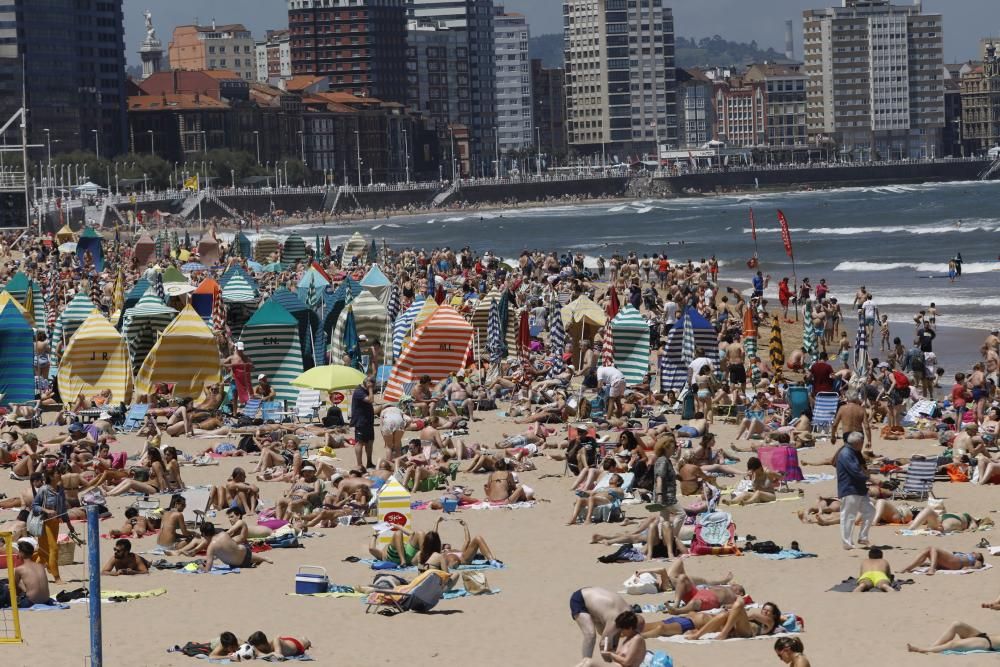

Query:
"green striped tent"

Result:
[[52, 292, 96, 355], [222, 273, 259, 335], [3, 272, 44, 326], [239, 300, 303, 402], [122, 288, 177, 374], [329, 290, 386, 363], [608, 305, 650, 385], [268, 288, 319, 370], [255, 235, 280, 263], [219, 264, 258, 293], [343, 232, 367, 263], [281, 233, 308, 266]]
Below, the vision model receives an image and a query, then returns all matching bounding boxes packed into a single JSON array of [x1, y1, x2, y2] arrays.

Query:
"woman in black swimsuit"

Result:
[[907, 621, 1000, 654]]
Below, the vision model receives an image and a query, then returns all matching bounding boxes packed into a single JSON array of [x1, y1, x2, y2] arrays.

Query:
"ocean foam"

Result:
[[834, 261, 1000, 274]]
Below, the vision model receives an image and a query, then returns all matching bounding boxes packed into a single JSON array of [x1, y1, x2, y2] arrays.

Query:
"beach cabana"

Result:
[[0, 291, 29, 323], [51, 292, 96, 353], [234, 231, 252, 258], [222, 272, 259, 335], [268, 288, 320, 369], [135, 304, 221, 400], [76, 226, 104, 272], [197, 229, 221, 267], [133, 233, 155, 267], [239, 300, 304, 403], [219, 264, 258, 293], [254, 234, 280, 263], [297, 267, 330, 307], [658, 308, 717, 392], [360, 264, 390, 305], [3, 272, 44, 326], [161, 266, 188, 286], [282, 233, 308, 266], [343, 232, 367, 263], [606, 306, 650, 385], [58, 312, 132, 403], [471, 291, 516, 353], [320, 276, 364, 340], [122, 288, 177, 374], [561, 296, 606, 355], [384, 306, 473, 402], [391, 297, 425, 361], [191, 278, 221, 324], [329, 291, 386, 364], [0, 301, 36, 405], [55, 224, 75, 244]]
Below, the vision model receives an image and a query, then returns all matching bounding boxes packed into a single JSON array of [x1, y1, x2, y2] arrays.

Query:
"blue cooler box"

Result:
[[295, 565, 329, 594]]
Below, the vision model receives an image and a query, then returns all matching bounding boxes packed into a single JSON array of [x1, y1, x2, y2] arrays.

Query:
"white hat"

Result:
[[257, 374, 267, 381], [235, 342, 244, 350]]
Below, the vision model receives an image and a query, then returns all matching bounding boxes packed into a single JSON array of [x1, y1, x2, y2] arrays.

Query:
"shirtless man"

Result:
[[577, 610, 646, 667], [210, 467, 260, 513], [853, 546, 894, 592], [200, 522, 272, 572], [102, 538, 149, 576], [13, 541, 51, 605], [667, 579, 747, 614], [445, 377, 476, 421], [724, 336, 747, 393], [569, 587, 639, 658], [157, 494, 195, 550], [831, 395, 871, 450]]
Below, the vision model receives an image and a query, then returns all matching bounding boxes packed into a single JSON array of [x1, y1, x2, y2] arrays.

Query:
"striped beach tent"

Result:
[[802, 301, 818, 359], [343, 232, 367, 262], [471, 290, 514, 344], [3, 272, 44, 326], [562, 296, 606, 350], [384, 305, 473, 402], [76, 227, 104, 272], [282, 233, 308, 266], [133, 233, 155, 267], [360, 264, 390, 305], [321, 277, 364, 340], [413, 298, 438, 331], [219, 265, 259, 293], [658, 308, 717, 392], [0, 291, 29, 323], [55, 224, 75, 244], [268, 288, 319, 370], [254, 234, 280, 263], [607, 306, 650, 384], [486, 298, 502, 363], [135, 304, 221, 400], [769, 316, 785, 370], [122, 288, 177, 374], [58, 312, 132, 403], [197, 229, 221, 267], [222, 273, 259, 335], [0, 301, 35, 405], [298, 267, 330, 304], [235, 231, 252, 259], [51, 292, 96, 354], [191, 278, 221, 323], [391, 297, 424, 361], [330, 290, 387, 362], [547, 307, 567, 377], [124, 278, 151, 310], [239, 300, 303, 402]]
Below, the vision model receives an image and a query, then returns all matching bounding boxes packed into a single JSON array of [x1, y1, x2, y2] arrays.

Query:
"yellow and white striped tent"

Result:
[[135, 304, 221, 399], [57, 312, 132, 404], [329, 290, 387, 362], [343, 232, 367, 262], [376, 477, 411, 547], [254, 235, 280, 263]]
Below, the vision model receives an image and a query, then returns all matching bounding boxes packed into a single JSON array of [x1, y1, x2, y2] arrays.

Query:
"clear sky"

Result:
[[124, 0, 994, 66]]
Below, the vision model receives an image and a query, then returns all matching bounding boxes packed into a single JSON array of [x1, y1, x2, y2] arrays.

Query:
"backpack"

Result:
[[910, 353, 925, 373], [892, 370, 909, 390]]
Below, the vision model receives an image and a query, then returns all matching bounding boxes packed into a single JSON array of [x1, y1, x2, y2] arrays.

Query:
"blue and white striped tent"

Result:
[[360, 264, 390, 305], [546, 306, 566, 377], [0, 301, 35, 405], [222, 273, 259, 336], [392, 297, 425, 360], [659, 308, 717, 392], [607, 306, 650, 385]]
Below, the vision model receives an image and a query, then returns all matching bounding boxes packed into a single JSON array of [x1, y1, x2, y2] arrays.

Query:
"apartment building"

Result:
[[494, 9, 533, 154], [169, 23, 257, 81]]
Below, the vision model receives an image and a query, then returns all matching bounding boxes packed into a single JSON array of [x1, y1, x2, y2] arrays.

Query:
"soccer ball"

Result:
[[234, 644, 257, 660]]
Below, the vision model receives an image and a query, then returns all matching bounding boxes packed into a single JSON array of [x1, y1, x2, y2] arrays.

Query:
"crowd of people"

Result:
[[0, 218, 997, 665]]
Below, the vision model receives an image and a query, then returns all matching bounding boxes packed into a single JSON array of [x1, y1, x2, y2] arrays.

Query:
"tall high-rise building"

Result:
[[0, 0, 128, 159], [169, 23, 257, 81], [287, 0, 408, 103], [803, 0, 945, 159], [563, 0, 677, 157], [531, 59, 567, 159], [408, 0, 496, 176], [256, 30, 292, 84], [494, 9, 533, 155]]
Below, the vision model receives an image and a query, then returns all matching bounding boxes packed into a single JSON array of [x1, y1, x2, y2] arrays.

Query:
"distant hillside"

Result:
[[528, 33, 790, 69]]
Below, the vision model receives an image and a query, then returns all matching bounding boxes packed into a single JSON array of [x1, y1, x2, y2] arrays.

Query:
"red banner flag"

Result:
[[749, 207, 757, 241], [777, 209, 793, 258]]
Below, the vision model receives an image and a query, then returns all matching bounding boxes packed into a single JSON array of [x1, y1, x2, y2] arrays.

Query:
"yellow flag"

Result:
[[184, 176, 199, 191], [112, 265, 124, 313], [23, 282, 34, 326]]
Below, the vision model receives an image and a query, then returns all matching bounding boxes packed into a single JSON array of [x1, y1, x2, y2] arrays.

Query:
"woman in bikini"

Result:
[[483, 459, 531, 503], [775, 637, 811, 666], [723, 457, 782, 506], [567, 473, 625, 524], [907, 505, 992, 533], [900, 548, 985, 575], [247, 632, 311, 659], [105, 447, 169, 496], [687, 598, 782, 641], [907, 621, 1000, 654]]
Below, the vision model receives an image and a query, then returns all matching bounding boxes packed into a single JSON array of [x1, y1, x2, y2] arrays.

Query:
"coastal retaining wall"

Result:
[[657, 160, 991, 194], [452, 177, 630, 206], [334, 187, 439, 214]]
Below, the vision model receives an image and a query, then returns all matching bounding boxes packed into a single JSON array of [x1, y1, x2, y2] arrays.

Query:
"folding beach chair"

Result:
[[238, 397, 262, 421], [119, 403, 150, 433], [588, 387, 609, 421], [375, 365, 393, 392], [787, 386, 810, 420], [365, 570, 448, 615], [757, 445, 805, 489], [891, 458, 937, 500], [293, 389, 323, 423], [811, 392, 839, 435], [180, 487, 212, 527], [689, 511, 739, 556], [596, 472, 636, 492], [260, 400, 288, 423]]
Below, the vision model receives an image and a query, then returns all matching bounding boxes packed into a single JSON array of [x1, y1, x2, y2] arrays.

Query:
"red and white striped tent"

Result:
[[384, 305, 473, 402]]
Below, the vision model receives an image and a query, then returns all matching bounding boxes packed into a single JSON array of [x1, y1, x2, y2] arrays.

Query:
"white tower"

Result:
[[138, 9, 164, 80]]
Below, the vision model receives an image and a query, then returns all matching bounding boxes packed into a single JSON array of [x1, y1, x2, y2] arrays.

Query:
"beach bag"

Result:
[[690, 512, 738, 556], [26, 509, 44, 537], [460, 571, 491, 595], [622, 572, 659, 596], [640, 651, 674, 667], [81, 489, 105, 507]]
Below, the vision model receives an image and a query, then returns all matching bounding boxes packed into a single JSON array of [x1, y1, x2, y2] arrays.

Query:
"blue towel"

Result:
[[359, 557, 504, 571], [755, 550, 818, 560], [442, 588, 500, 599], [23, 601, 70, 611], [175, 565, 241, 575], [454, 560, 505, 571], [941, 649, 994, 655]]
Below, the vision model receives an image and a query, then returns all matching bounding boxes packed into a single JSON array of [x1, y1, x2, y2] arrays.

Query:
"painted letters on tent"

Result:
[[58, 312, 132, 403], [384, 306, 473, 402], [239, 300, 304, 402]]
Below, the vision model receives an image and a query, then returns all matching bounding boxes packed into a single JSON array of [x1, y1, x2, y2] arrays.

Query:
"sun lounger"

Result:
[[365, 570, 448, 615], [119, 403, 150, 433]]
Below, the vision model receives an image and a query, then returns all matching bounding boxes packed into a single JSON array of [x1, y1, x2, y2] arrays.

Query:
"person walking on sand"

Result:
[[836, 432, 874, 550]]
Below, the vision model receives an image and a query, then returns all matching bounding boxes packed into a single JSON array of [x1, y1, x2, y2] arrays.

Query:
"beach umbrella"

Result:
[[486, 298, 502, 364], [434, 282, 445, 305], [497, 290, 512, 359], [314, 234, 322, 260], [198, 229, 220, 266], [547, 308, 566, 378], [681, 311, 697, 367], [255, 235, 280, 263], [134, 233, 155, 267], [76, 226, 104, 272], [153, 272, 166, 303], [181, 262, 208, 274], [769, 315, 785, 370], [292, 364, 365, 392], [386, 284, 400, 323], [743, 308, 759, 385], [854, 309, 869, 377], [323, 236, 332, 260], [601, 329, 615, 367], [55, 224, 75, 244], [22, 282, 34, 326], [341, 309, 361, 369], [246, 260, 264, 273], [606, 287, 620, 320], [802, 301, 818, 360]]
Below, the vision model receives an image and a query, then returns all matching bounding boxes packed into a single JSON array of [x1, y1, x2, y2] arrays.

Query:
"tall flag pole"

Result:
[[777, 209, 799, 322], [748, 207, 760, 269]]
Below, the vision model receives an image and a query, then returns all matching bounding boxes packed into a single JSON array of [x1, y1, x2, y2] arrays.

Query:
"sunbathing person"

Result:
[[683, 433, 743, 477], [900, 548, 985, 575], [907, 621, 1000, 654], [109, 507, 156, 538], [974, 454, 1000, 485], [853, 547, 895, 592], [907, 505, 992, 533], [101, 538, 149, 576], [591, 514, 689, 560], [722, 457, 783, 506], [157, 494, 195, 550], [573, 458, 620, 493], [104, 447, 172, 496], [247, 631, 311, 659], [368, 525, 426, 566], [305, 485, 372, 528], [200, 522, 272, 571], [635, 559, 734, 594], [274, 465, 323, 520], [209, 467, 260, 514], [434, 517, 500, 566], [640, 611, 716, 639], [208, 632, 240, 659], [567, 473, 625, 525], [800, 498, 917, 527], [687, 598, 782, 640], [483, 459, 533, 503], [668, 579, 747, 614], [224, 505, 270, 542]]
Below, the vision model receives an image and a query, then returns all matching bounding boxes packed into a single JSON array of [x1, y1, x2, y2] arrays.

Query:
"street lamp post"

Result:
[[495, 129, 501, 178], [253, 131, 261, 165], [402, 129, 409, 184], [535, 127, 542, 178], [43, 129, 51, 200], [449, 125, 456, 181], [297, 130, 305, 165], [148, 130, 155, 157], [266, 161, 271, 188], [92, 129, 100, 160], [354, 129, 362, 186], [283, 160, 288, 188], [231, 169, 235, 189]]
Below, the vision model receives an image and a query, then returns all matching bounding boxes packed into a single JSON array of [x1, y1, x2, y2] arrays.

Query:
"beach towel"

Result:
[[169, 651, 314, 663], [827, 576, 913, 592], [896, 529, 943, 537], [355, 558, 504, 571], [799, 473, 834, 484], [175, 564, 240, 575], [754, 550, 817, 560], [659, 632, 800, 645], [442, 587, 501, 599], [911, 563, 993, 575], [23, 601, 70, 611]]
